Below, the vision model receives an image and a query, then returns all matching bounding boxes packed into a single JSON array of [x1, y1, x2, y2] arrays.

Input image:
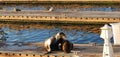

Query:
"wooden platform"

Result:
[[0, 42, 120, 57], [0, 11, 120, 24]]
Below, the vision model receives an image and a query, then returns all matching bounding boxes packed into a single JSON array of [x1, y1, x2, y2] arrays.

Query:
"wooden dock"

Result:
[[0, 11, 120, 24], [0, 42, 120, 57]]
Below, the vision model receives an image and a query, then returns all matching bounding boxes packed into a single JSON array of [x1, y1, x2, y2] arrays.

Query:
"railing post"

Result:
[[100, 24, 114, 57]]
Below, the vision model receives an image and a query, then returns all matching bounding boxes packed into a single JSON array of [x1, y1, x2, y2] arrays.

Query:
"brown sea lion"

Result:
[[61, 40, 73, 53], [44, 32, 66, 53]]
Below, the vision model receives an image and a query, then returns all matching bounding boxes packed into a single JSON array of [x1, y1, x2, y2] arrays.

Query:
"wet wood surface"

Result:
[[0, 42, 120, 57]]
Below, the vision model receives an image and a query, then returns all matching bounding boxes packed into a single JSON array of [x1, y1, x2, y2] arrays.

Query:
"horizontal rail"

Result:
[[0, 11, 120, 24], [0, 15, 120, 23]]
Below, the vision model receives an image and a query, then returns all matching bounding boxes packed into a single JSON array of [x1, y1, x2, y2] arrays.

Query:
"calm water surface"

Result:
[[0, 4, 120, 12], [0, 26, 105, 44]]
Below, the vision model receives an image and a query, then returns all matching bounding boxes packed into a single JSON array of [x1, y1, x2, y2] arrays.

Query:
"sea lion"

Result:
[[61, 40, 73, 53], [44, 32, 66, 53]]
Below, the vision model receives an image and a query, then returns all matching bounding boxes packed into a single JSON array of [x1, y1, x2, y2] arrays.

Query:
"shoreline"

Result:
[[0, 21, 102, 34]]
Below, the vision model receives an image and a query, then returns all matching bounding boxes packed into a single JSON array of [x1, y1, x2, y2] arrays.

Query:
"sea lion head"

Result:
[[55, 32, 66, 41]]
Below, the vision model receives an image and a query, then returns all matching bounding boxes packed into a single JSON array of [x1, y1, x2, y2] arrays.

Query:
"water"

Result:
[[0, 27, 106, 44], [2, 6, 118, 11], [55, 7, 119, 12], [0, 4, 120, 12], [2, 5, 46, 11]]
